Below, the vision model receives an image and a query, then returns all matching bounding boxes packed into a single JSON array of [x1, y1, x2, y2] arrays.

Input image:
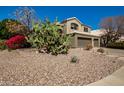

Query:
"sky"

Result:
[[0, 6, 124, 29]]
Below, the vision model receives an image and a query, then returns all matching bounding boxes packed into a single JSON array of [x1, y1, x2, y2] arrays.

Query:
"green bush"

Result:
[[27, 19, 71, 55], [0, 20, 12, 39], [0, 19, 26, 39], [107, 41, 124, 49], [70, 56, 79, 63], [97, 48, 105, 53], [0, 39, 6, 50]]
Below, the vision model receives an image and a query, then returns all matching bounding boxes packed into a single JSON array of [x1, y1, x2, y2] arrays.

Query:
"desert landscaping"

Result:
[[0, 48, 124, 85], [0, 7, 124, 86]]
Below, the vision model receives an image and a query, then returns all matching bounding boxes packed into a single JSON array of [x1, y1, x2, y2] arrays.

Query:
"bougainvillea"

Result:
[[5, 35, 26, 49]]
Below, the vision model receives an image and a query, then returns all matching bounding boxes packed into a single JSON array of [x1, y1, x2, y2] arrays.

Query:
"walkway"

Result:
[[88, 66, 124, 86], [88, 49, 124, 86]]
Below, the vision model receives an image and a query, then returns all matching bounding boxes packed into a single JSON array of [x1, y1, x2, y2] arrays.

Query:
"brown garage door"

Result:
[[94, 39, 99, 47], [78, 37, 92, 47]]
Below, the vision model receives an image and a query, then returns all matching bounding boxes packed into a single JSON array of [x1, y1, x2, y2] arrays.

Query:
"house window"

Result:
[[58, 29, 63, 34], [71, 23, 78, 30], [84, 27, 88, 32]]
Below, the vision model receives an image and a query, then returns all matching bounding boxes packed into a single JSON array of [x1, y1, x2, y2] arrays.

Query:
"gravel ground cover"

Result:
[[0, 48, 124, 86]]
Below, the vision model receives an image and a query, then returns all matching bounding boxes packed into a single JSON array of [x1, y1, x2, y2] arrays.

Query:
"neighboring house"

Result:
[[60, 17, 101, 48], [91, 29, 105, 36], [91, 29, 124, 42], [119, 35, 124, 41]]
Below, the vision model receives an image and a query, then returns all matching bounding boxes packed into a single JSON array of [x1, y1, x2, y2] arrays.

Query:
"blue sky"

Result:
[[0, 6, 124, 29]]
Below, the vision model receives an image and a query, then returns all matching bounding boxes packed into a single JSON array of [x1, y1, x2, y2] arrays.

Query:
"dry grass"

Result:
[[0, 48, 124, 86]]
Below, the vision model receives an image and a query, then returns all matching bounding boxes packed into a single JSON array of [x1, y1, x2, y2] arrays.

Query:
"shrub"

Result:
[[70, 56, 79, 63], [107, 41, 124, 49], [97, 48, 105, 53], [27, 19, 71, 55], [0, 39, 6, 50], [0, 20, 12, 39], [84, 43, 93, 50], [5, 19, 28, 35], [0, 19, 27, 39], [5, 35, 26, 49]]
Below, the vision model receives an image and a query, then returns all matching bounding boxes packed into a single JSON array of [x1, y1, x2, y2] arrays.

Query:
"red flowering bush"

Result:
[[5, 35, 26, 49]]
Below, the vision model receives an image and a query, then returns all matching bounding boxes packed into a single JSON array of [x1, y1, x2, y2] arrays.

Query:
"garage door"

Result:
[[78, 37, 92, 47], [94, 39, 99, 47]]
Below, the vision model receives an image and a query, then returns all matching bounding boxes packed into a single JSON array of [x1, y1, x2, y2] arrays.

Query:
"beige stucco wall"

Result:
[[62, 23, 67, 34], [62, 19, 91, 34], [81, 25, 91, 33], [66, 19, 82, 34], [62, 18, 92, 34]]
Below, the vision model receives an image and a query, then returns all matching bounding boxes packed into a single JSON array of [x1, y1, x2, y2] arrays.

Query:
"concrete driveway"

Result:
[[104, 48, 124, 57]]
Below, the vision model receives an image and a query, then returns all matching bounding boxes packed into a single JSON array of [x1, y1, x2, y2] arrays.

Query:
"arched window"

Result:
[[71, 23, 78, 30]]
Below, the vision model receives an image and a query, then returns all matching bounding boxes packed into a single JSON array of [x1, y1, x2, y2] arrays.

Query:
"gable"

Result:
[[61, 17, 91, 29], [67, 18, 82, 26], [67, 17, 83, 25]]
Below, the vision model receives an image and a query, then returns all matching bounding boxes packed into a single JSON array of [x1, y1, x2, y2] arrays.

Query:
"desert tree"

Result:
[[13, 7, 39, 35], [100, 16, 124, 47]]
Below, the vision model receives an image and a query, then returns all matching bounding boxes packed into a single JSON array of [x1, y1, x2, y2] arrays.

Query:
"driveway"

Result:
[[104, 48, 124, 57]]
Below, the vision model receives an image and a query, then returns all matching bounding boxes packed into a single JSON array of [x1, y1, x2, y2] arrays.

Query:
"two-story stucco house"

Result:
[[60, 17, 100, 48]]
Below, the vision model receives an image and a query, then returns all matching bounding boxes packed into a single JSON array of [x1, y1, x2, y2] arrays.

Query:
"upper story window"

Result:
[[71, 23, 78, 30], [84, 27, 88, 32]]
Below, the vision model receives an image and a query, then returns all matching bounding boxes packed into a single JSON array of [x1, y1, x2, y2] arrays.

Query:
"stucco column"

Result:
[[74, 35, 78, 48], [92, 38, 94, 47], [98, 38, 100, 47]]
